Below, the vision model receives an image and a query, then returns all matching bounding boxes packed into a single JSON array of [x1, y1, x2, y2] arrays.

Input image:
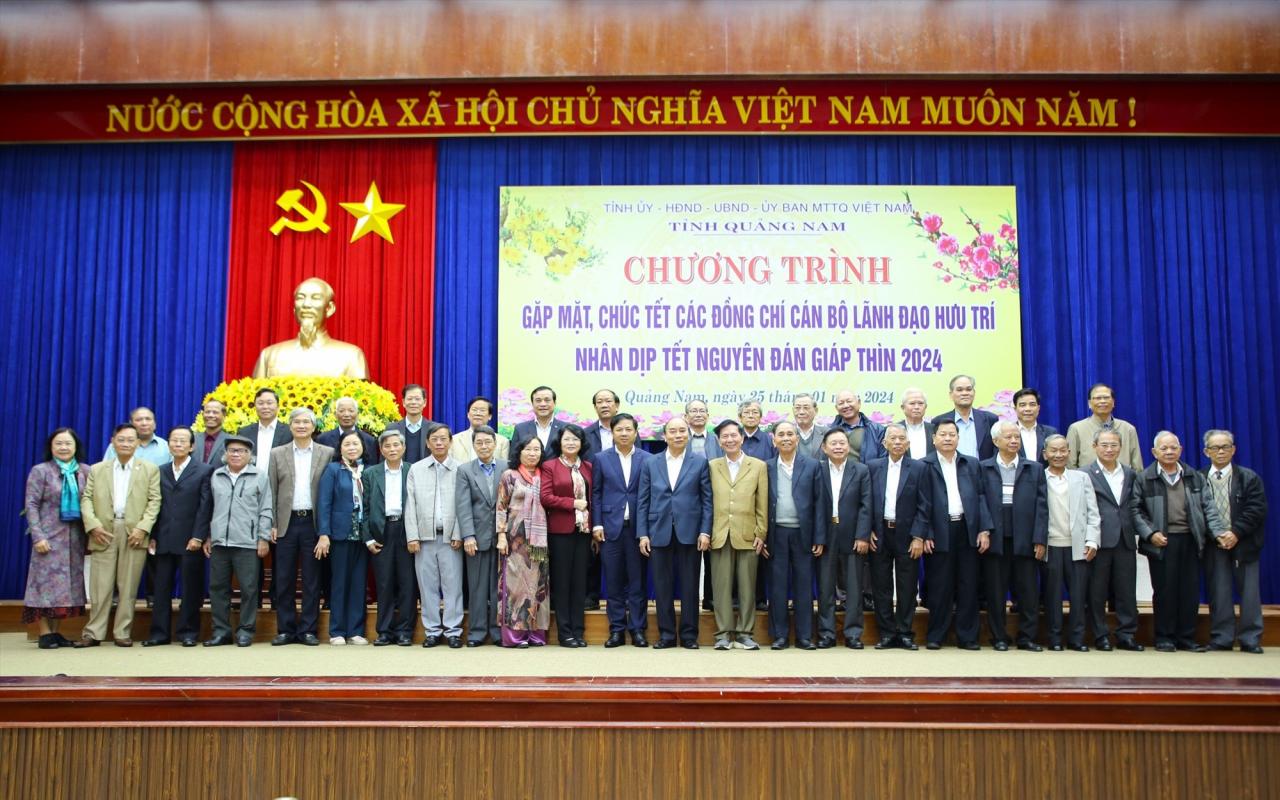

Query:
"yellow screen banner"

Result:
[[497, 185, 1022, 438]]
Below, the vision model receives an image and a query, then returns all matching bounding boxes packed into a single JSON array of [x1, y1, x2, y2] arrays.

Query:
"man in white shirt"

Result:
[[238, 388, 290, 468], [1012, 388, 1058, 466], [405, 423, 465, 648], [363, 430, 417, 646], [591, 414, 652, 647], [897, 388, 934, 461], [1082, 428, 1144, 651], [1041, 435, 1100, 651]]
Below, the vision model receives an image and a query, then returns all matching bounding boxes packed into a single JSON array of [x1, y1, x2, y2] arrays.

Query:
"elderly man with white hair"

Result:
[[266, 407, 335, 646], [316, 396, 380, 465]]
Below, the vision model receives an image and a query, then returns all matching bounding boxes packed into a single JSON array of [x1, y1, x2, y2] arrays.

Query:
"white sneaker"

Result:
[[330, 636, 346, 646], [348, 635, 369, 645]]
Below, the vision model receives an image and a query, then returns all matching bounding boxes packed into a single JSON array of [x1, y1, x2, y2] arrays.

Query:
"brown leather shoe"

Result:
[[114, 638, 133, 647], [73, 637, 100, 648]]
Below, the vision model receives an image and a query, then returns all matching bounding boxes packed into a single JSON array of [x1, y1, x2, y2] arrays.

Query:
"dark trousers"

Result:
[[651, 538, 701, 644], [1089, 545, 1138, 643], [465, 545, 500, 643], [925, 520, 981, 646], [328, 540, 368, 638], [210, 545, 260, 638], [274, 513, 321, 637], [869, 532, 918, 643], [1044, 545, 1089, 647], [150, 550, 206, 641], [586, 543, 602, 604], [982, 538, 1039, 644], [767, 525, 814, 642], [602, 522, 647, 633], [372, 519, 417, 638], [817, 548, 864, 642], [1150, 533, 1201, 646], [1203, 547, 1264, 648], [549, 532, 590, 641]]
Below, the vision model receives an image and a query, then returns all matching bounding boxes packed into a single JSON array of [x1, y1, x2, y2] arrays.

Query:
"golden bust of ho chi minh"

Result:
[[252, 277, 370, 379]]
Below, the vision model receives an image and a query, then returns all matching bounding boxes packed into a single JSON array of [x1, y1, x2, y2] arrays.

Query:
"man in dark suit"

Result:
[[591, 413, 651, 646], [454, 425, 503, 647], [978, 421, 1048, 651], [1201, 429, 1269, 654], [898, 388, 935, 460], [765, 422, 826, 650], [362, 429, 416, 646], [266, 407, 335, 646], [194, 399, 229, 466], [315, 396, 380, 465], [145, 426, 214, 647], [237, 387, 291, 467], [582, 388, 619, 461], [1083, 428, 1143, 651], [814, 428, 872, 648], [385, 383, 434, 465], [918, 418, 995, 649], [867, 423, 928, 650], [512, 385, 567, 455], [1012, 388, 1058, 466], [637, 416, 712, 649], [931, 374, 998, 461], [1133, 431, 1228, 652]]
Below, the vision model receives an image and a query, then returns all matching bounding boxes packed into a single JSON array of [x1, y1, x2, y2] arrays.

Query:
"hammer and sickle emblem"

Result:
[[269, 180, 330, 235]]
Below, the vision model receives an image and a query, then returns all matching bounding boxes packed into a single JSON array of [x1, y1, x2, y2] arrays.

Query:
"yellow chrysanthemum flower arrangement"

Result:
[[194, 376, 402, 434]]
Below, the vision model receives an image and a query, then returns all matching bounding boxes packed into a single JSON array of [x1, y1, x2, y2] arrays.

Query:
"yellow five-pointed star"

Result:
[[340, 181, 406, 243]]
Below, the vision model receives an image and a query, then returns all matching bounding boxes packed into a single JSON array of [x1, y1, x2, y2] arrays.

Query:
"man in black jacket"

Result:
[[1201, 429, 1268, 654]]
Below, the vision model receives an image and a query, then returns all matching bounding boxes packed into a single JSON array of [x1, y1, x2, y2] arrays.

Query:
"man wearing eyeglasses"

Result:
[[1065, 383, 1143, 470], [1200, 430, 1268, 654]]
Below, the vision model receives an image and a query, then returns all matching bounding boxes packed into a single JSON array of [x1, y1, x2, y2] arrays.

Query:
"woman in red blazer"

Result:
[[540, 423, 594, 647]]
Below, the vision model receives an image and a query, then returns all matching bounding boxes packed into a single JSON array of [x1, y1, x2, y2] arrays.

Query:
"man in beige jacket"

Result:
[[78, 423, 162, 647]]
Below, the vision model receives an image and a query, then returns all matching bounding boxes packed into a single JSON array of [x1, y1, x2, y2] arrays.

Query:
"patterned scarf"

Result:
[[515, 466, 548, 549], [55, 458, 81, 522], [344, 458, 364, 511], [561, 456, 589, 531]]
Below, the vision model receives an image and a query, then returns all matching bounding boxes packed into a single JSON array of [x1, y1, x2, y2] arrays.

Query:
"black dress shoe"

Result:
[[576, 638, 588, 647], [925, 642, 942, 650], [559, 638, 580, 648], [53, 633, 74, 647], [1117, 639, 1145, 652], [1154, 641, 1176, 652], [1095, 640, 1114, 652], [180, 637, 198, 647], [142, 638, 170, 647], [1049, 643, 1064, 652], [1017, 641, 1044, 652], [1242, 644, 1264, 654], [899, 639, 919, 651], [755, 600, 769, 611], [271, 634, 294, 646], [1176, 642, 1207, 653], [465, 640, 482, 648], [299, 633, 320, 646], [874, 638, 897, 650], [447, 636, 463, 649], [397, 635, 414, 646], [993, 640, 1009, 652], [1209, 643, 1233, 652], [423, 635, 442, 648], [236, 635, 253, 647], [846, 639, 864, 650], [373, 634, 395, 646], [653, 639, 676, 650], [1069, 644, 1089, 652], [816, 637, 836, 649], [797, 639, 817, 651], [771, 638, 789, 651], [37, 634, 59, 649], [959, 642, 980, 651], [584, 598, 601, 611], [204, 635, 233, 647], [681, 640, 699, 650], [604, 632, 625, 648], [701, 601, 713, 611], [631, 632, 649, 648]]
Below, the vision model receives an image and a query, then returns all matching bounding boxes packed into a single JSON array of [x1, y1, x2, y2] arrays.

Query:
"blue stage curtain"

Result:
[[434, 135, 1280, 602], [0, 144, 232, 599]]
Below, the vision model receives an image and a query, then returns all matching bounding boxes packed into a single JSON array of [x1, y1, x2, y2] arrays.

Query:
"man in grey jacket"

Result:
[[455, 426, 503, 646], [200, 435, 273, 647]]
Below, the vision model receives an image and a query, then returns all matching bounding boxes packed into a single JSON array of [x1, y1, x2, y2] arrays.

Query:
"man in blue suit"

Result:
[[931, 374, 998, 461], [765, 422, 826, 650], [867, 424, 928, 650], [512, 385, 567, 455], [918, 418, 995, 649], [637, 416, 712, 649], [978, 421, 1048, 651], [591, 413, 652, 647]]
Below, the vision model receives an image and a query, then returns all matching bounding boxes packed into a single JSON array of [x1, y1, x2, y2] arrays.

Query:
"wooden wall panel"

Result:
[[1, 727, 1276, 800], [2, 0, 1278, 85]]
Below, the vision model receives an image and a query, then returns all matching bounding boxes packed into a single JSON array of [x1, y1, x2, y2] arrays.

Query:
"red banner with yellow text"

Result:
[[1, 79, 1276, 143]]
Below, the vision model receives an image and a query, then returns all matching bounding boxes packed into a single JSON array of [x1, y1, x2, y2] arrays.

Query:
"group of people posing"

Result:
[[21, 376, 1268, 654]]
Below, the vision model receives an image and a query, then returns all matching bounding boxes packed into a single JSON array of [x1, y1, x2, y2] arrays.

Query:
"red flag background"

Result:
[[224, 140, 436, 413]]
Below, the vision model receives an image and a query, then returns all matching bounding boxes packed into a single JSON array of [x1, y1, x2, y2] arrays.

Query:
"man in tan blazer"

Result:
[[701, 420, 769, 650], [77, 423, 162, 646], [266, 408, 334, 645]]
